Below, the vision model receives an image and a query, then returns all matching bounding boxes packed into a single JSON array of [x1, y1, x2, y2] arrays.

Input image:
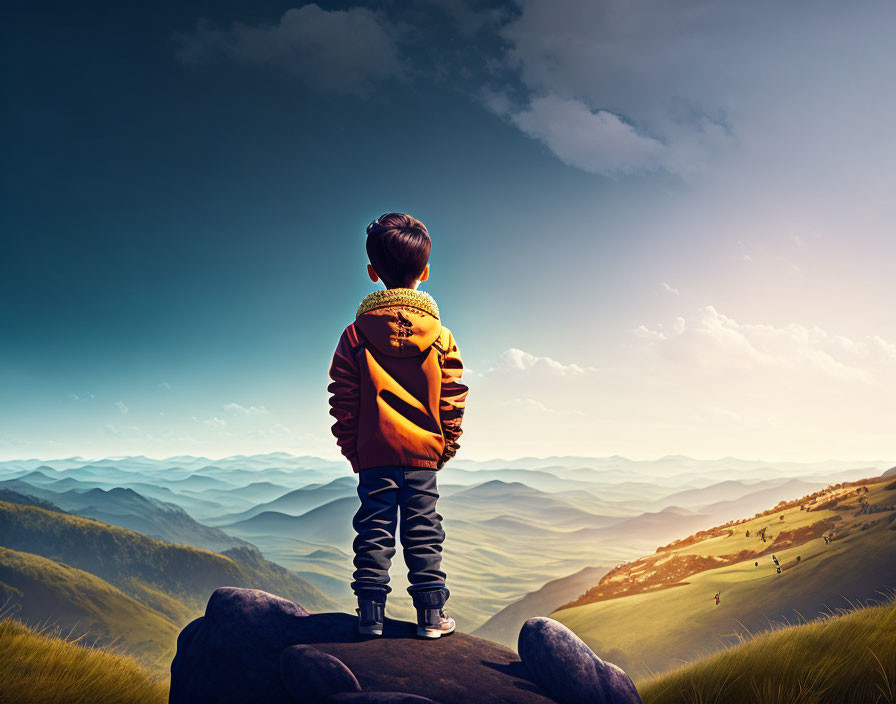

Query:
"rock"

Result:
[[170, 587, 557, 704], [170, 587, 310, 704], [280, 645, 361, 703], [518, 617, 642, 704], [328, 694, 439, 703]]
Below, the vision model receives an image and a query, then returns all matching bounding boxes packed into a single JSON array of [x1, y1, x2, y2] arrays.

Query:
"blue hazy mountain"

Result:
[[1, 452, 888, 631], [0, 480, 246, 552], [209, 477, 357, 526]]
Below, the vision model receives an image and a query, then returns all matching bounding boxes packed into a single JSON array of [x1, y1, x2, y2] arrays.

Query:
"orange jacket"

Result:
[[327, 288, 468, 473]]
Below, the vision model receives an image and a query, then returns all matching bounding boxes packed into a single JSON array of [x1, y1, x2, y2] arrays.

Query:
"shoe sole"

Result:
[[416, 624, 456, 639], [358, 624, 383, 636]]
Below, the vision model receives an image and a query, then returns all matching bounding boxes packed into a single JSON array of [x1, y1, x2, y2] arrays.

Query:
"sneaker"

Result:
[[416, 607, 456, 639], [356, 599, 385, 636]]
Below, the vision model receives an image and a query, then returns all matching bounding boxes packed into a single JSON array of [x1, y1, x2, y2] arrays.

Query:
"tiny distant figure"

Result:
[[328, 213, 468, 640], [714, 592, 721, 605], [754, 561, 759, 567], [780, 515, 785, 521], [745, 530, 751, 537], [796, 556, 801, 563], [776, 566, 782, 574], [772, 555, 779, 566]]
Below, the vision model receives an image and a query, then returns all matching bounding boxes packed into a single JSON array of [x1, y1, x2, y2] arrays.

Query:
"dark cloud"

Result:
[[174, 4, 404, 96]]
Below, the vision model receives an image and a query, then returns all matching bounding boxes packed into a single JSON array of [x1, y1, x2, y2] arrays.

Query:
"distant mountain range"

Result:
[[0, 452, 890, 633], [209, 476, 357, 526], [0, 479, 247, 552]]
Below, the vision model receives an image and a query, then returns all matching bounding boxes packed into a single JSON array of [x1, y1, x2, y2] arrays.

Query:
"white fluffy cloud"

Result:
[[458, 306, 896, 460], [507, 95, 666, 176], [193, 415, 227, 428], [634, 306, 896, 384], [223, 403, 270, 416], [247, 423, 295, 440], [660, 282, 680, 296], [114, 401, 129, 415], [174, 4, 403, 95], [486, 348, 596, 375]]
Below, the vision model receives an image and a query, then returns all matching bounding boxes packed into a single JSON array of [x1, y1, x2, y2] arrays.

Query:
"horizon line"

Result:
[[0, 451, 892, 467]]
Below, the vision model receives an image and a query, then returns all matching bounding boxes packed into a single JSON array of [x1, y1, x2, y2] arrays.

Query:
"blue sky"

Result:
[[2, 1, 895, 463]]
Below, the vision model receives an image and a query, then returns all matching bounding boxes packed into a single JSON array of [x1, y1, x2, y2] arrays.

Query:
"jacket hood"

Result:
[[354, 288, 442, 357]]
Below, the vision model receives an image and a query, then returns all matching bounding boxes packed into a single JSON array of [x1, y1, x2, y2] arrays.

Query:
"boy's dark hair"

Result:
[[366, 213, 431, 289]]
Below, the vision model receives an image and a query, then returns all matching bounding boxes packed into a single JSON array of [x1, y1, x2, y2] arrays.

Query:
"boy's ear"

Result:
[[419, 264, 430, 282], [367, 264, 380, 283]]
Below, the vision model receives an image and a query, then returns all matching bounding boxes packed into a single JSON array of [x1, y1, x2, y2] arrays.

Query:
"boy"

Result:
[[327, 212, 468, 639]]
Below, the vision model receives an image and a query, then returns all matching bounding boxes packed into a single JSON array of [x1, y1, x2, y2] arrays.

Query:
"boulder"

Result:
[[518, 617, 642, 704], [280, 645, 361, 703], [170, 587, 558, 704], [170, 587, 310, 704]]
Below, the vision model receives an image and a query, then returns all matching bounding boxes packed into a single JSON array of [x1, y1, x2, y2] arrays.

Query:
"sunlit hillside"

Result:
[[552, 476, 896, 678]]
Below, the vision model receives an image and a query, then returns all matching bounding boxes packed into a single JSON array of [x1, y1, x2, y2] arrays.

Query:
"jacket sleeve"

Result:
[[437, 329, 469, 468], [327, 326, 361, 472]]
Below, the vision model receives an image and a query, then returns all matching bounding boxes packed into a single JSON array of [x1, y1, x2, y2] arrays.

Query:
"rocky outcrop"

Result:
[[169, 587, 641, 704]]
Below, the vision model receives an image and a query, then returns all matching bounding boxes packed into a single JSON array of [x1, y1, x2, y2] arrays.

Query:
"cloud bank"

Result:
[[174, 4, 403, 95]]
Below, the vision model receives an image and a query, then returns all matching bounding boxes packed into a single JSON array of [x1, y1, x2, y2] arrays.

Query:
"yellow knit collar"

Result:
[[356, 288, 440, 319]]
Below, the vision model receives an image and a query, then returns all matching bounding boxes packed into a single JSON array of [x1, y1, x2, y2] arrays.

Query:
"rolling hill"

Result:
[[0, 546, 179, 668], [0, 500, 338, 615], [209, 476, 357, 525], [0, 487, 64, 512], [0, 480, 246, 552], [696, 477, 825, 524], [551, 476, 896, 679], [222, 496, 359, 546]]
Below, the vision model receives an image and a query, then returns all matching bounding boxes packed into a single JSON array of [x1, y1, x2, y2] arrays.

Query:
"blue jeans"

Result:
[[350, 466, 449, 609]]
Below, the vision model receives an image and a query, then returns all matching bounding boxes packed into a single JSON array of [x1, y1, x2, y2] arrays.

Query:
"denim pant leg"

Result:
[[350, 467, 399, 601], [399, 468, 449, 609]]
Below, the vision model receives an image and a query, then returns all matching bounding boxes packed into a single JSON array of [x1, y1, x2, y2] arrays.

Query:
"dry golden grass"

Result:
[[0, 617, 168, 704], [638, 599, 896, 704]]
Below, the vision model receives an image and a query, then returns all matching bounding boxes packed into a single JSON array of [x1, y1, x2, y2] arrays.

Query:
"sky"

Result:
[[2, 0, 895, 464]]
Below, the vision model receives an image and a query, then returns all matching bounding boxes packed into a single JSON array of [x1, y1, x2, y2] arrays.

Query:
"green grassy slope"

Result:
[[638, 600, 896, 704], [0, 617, 167, 704], [0, 546, 179, 668], [552, 478, 896, 679], [0, 500, 336, 613]]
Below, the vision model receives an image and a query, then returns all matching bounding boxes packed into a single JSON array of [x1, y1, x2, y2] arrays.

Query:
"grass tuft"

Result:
[[638, 600, 896, 704], [0, 616, 167, 704]]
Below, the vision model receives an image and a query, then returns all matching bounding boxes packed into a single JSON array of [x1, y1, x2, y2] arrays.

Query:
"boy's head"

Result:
[[365, 212, 431, 289]]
